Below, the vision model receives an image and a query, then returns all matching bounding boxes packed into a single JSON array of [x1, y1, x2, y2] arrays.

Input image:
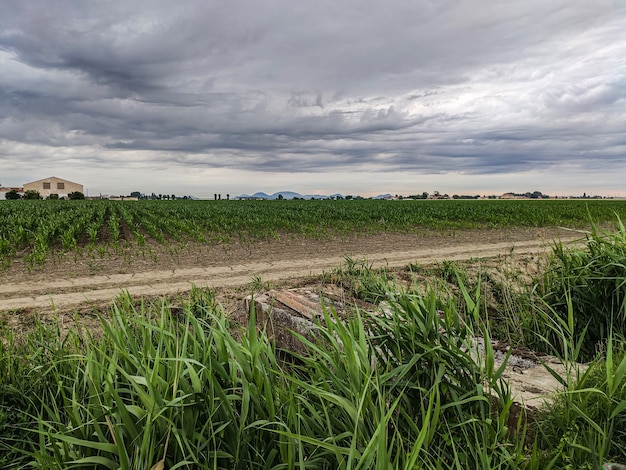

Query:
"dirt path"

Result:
[[1, 228, 581, 313]]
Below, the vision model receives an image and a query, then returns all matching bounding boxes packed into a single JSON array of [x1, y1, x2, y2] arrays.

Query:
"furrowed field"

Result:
[[1, 198, 626, 269], [2, 198, 626, 469]]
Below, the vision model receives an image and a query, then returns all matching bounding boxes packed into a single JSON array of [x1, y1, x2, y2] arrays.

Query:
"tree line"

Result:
[[4, 189, 85, 200]]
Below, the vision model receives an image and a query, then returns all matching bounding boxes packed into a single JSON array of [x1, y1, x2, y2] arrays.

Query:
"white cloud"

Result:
[[0, 0, 624, 196]]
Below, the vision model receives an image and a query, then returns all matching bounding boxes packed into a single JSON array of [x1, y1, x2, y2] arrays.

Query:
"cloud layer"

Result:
[[1, 0, 625, 196]]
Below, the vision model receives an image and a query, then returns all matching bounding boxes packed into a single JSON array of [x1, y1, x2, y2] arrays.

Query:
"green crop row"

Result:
[[1, 199, 626, 268]]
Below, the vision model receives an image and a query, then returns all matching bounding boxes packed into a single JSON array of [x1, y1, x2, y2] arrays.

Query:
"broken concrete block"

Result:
[[245, 288, 588, 436], [244, 289, 336, 355]]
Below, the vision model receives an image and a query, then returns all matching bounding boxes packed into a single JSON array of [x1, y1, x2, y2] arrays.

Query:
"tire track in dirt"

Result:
[[0, 237, 575, 312]]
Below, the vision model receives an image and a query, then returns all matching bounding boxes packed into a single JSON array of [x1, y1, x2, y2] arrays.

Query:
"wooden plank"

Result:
[[270, 290, 319, 321], [280, 290, 325, 314]]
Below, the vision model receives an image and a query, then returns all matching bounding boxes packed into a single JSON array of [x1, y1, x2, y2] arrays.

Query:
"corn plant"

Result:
[[108, 211, 121, 245]]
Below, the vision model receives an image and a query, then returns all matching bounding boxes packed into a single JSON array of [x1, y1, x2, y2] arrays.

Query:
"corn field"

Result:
[[1, 199, 626, 269]]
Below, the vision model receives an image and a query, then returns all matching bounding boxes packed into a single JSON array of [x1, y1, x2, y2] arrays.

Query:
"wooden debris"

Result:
[[268, 289, 321, 321]]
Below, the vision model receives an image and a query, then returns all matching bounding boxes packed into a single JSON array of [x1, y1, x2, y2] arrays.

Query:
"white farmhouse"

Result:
[[23, 176, 84, 199]]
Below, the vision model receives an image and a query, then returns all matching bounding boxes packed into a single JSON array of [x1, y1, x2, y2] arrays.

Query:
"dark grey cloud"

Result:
[[0, 0, 625, 195]]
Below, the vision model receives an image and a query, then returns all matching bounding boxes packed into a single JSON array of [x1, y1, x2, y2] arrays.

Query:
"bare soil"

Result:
[[0, 227, 582, 319]]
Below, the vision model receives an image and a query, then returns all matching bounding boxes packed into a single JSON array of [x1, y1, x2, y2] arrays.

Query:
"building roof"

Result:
[[24, 176, 82, 186]]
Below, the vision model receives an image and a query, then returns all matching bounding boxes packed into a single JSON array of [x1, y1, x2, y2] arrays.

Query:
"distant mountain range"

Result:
[[237, 191, 340, 200], [236, 191, 396, 200]]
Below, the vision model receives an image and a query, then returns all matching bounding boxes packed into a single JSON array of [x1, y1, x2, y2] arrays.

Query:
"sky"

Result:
[[1, 0, 625, 198]]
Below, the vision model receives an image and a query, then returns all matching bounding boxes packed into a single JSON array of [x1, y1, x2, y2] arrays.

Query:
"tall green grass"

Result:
[[541, 218, 626, 361], [526, 291, 626, 468], [535, 338, 626, 469], [1, 287, 522, 469], [3, 221, 626, 469]]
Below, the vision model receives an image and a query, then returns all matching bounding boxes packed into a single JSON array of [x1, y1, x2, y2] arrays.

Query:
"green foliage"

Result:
[[535, 337, 626, 468], [23, 189, 41, 200], [541, 218, 626, 361], [68, 191, 85, 200], [1, 287, 522, 469], [4, 189, 21, 200], [330, 257, 397, 303], [0, 315, 86, 467], [1, 199, 626, 269], [4, 236, 626, 468]]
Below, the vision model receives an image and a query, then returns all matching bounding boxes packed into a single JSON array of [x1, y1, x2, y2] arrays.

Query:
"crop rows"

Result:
[[1, 199, 626, 268]]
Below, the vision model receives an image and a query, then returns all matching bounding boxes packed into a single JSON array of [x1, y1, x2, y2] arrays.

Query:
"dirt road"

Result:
[[1, 228, 580, 313]]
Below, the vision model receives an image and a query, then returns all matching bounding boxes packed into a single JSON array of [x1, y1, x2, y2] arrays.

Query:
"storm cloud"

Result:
[[1, 0, 624, 196]]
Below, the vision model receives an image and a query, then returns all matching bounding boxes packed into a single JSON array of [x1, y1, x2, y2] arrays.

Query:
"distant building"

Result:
[[108, 196, 138, 201], [23, 176, 83, 199], [0, 187, 24, 199], [428, 191, 449, 200]]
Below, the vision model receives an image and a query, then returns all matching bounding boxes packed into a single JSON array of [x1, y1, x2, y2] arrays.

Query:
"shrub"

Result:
[[68, 191, 85, 200], [4, 189, 21, 200], [23, 189, 41, 200]]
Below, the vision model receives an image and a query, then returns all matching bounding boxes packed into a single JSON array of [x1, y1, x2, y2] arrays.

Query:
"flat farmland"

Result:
[[1, 199, 624, 313], [3, 198, 626, 469]]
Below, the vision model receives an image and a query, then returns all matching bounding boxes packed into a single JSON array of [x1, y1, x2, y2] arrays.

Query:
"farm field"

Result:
[[0, 200, 626, 262], [1, 199, 626, 468], [1, 198, 625, 270], [1, 199, 620, 313]]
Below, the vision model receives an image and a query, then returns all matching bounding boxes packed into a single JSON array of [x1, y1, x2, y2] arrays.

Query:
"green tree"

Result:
[[68, 191, 85, 200], [23, 189, 42, 200], [5, 189, 21, 200]]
